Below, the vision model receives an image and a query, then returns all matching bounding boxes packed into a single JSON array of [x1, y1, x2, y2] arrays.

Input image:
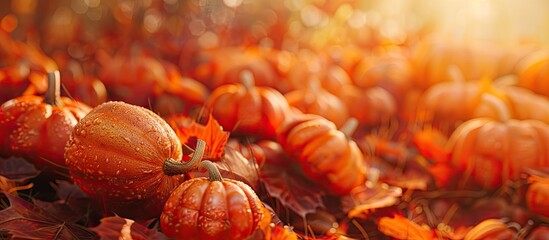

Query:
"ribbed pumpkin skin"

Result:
[[65, 101, 184, 220], [206, 83, 290, 139], [278, 114, 368, 195], [527, 180, 549, 218], [448, 118, 549, 189], [0, 95, 91, 168], [160, 177, 263, 240]]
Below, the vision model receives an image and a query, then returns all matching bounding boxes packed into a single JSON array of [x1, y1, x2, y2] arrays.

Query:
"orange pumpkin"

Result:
[[65, 101, 205, 220], [205, 70, 291, 139], [58, 60, 107, 107], [515, 49, 549, 97], [160, 160, 263, 239], [97, 47, 169, 107], [277, 114, 368, 195], [189, 46, 278, 90], [418, 77, 549, 129], [447, 118, 549, 189], [526, 174, 549, 219], [338, 84, 397, 127], [284, 82, 349, 127], [0, 71, 91, 172]]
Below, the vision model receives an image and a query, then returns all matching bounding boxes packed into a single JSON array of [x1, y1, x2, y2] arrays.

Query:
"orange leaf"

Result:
[[378, 214, 434, 240], [342, 184, 402, 219], [166, 114, 229, 161]]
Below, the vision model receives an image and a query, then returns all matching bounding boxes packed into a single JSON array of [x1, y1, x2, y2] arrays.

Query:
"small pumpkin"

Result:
[[338, 84, 397, 127], [97, 47, 169, 107], [277, 114, 368, 195], [526, 173, 549, 219], [447, 118, 549, 189], [160, 160, 264, 240], [65, 101, 208, 220], [0, 71, 91, 172], [205, 70, 291, 139], [284, 81, 349, 127]]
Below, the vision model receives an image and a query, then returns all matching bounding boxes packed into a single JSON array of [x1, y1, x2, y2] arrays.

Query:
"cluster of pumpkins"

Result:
[[1, 1, 549, 239]]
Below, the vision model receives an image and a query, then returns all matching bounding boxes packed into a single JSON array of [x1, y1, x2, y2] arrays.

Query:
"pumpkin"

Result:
[[65, 101, 207, 220], [337, 84, 397, 127], [516, 49, 549, 97], [526, 174, 549, 219], [160, 160, 264, 240], [447, 118, 549, 189], [188, 46, 278, 90], [0, 71, 91, 172], [58, 60, 107, 107], [418, 77, 549, 130], [153, 75, 209, 117], [277, 114, 368, 195], [97, 47, 169, 107], [284, 81, 349, 127], [205, 70, 291, 139]]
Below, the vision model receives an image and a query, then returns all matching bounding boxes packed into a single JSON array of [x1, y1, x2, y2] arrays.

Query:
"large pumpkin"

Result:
[[160, 160, 264, 240], [277, 114, 368, 195], [447, 118, 549, 189], [65, 101, 205, 220], [0, 71, 91, 172]]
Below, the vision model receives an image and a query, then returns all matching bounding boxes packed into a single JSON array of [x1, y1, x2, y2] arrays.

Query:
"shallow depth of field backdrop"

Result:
[[1, 0, 549, 239]]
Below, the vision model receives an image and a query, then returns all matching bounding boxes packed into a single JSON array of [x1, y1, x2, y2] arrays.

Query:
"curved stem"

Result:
[[163, 139, 206, 176], [240, 70, 255, 91], [43, 71, 63, 106], [339, 118, 359, 138], [480, 94, 511, 121], [198, 160, 223, 182]]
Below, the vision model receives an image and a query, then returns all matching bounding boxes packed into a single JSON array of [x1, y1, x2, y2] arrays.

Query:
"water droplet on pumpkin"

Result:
[[123, 137, 131, 143], [135, 147, 140, 152]]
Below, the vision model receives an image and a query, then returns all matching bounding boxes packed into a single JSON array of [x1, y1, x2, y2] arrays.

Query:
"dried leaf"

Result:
[[342, 183, 402, 219], [91, 216, 167, 240], [166, 114, 229, 161], [378, 214, 434, 240], [31, 181, 94, 223], [0, 156, 40, 181], [383, 169, 431, 191], [188, 147, 260, 190], [260, 156, 325, 218], [0, 193, 97, 240]]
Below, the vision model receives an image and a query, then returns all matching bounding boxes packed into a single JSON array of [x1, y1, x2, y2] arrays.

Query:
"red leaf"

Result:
[[0, 156, 40, 181], [0, 194, 96, 239], [341, 183, 402, 219], [166, 113, 229, 161], [91, 216, 167, 240], [260, 156, 325, 218]]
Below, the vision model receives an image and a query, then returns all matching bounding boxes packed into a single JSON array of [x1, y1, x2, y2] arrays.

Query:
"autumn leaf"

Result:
[[260, 155, 325, 218], [91, 216, 167, 240], [378, 214, 434, 240], [0, 193, 97, 240], [166, 113, 229, 161], [0, 156, 40, 181], [31, 181, 96, 223], [341, 183, 402, 219]]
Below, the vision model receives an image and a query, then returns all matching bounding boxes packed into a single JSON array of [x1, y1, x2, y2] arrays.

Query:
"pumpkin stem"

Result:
[[163, 139, 206, 176], [448, 65, 465, 82], [198, 160, 223, 182], [240, 70, 255, 91], [339, 118, 359, 138], [43, 71, 63, 106], [479, 94, 511, 121]]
